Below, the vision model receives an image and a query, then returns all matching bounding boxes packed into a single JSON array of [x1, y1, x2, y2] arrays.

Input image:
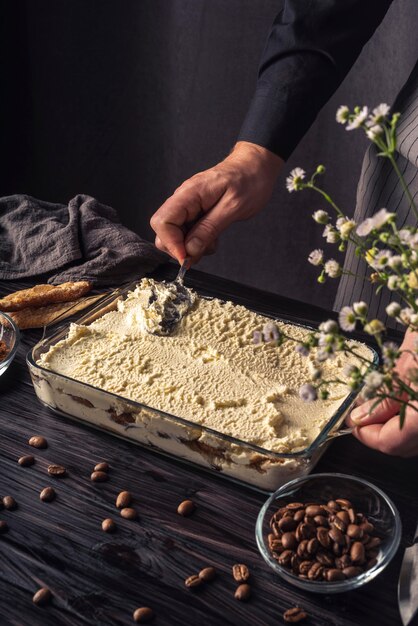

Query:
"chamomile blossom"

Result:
[[339, 306, 356, 332], [308, 249, 324, 266], [319, 320, 338, 334], [324, 259, 342, 278], [346, 106, 368, 130], [366, 124, 384, 141], [364, 370, 385, 389], [356, 208, 395, 237], [286, 168, 306, 193], [387, 275, 401, 291], [336, 105, 350, 124], [386, 302, 401, 317], [298, 383, 317, 402], [369, 103, 390, 125], [322, 224, 340, 243], [387, 255, 402, 270], [339, 220, 356, 239], [353, 301, 368, 316], [369, 249, 393, 270], [312, 210, 329, 224]]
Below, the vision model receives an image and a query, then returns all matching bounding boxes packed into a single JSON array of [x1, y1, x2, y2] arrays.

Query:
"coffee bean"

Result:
[[2, 496, 17, 510], [185, 574, 203, 589], [329, 527, 345, 546], [298, 561, 313, 576], [327, 500, 340, 512], [283, 607, 308, 623], [177, 499, 195, 517], [120, 507, 137, 520], [343, 566, 363, 578], [366, 557, 378, 570], [0, 520, 9, 534], [365, 536, 381, 550], [335, 498, 352, 510], [326, 568, 345, 581], [268, 536, 283, 553], [333, 517, 347, 533], [18, 455, 35, 467], [286, 502, 304, 511], [291, 554, 300, 574], [317, 527, 331, 548], [297, 540, 309, 559], [347, 524, 363, 539], [40, 487, 56, 503], [90, 470, 108, 482], [102, 518, 116, 533], [48, 464, 67, 477], [313, 515, 328, 527], [336, 510, 350, 525], [278, 550, 294, 566], [234, 583, 251, 602], [28, 435, 48, 449], [348, 508, 357, 523], [293, 509, 306, 523], [199, 567, 216, 582], [335, 554, 351, 570], [282, 532, 298, 550], [307, 562, 324, 580], [305, 505, 325, 518], [133, 607, 154, 623], [232, 563, 250, 583], [316, 551, 334, 567], [32, 587, 51, 606], [306, 538, 319, 555], [350, 541, 366, 564], [278, 516, 297, 532], [94, 462, 109, 472], [360, 521, 374, 534], [116, 491, 132, 509]]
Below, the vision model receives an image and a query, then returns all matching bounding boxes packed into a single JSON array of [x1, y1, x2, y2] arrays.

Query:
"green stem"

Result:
[[388, 155, 418, 220]]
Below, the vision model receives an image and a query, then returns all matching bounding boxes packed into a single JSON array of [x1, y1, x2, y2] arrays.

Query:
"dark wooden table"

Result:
[[1, 268, 417, 626]]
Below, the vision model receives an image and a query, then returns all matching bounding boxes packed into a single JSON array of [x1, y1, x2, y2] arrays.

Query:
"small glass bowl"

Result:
[[256, 472, 401, 593], [0, 312, 20, 376]]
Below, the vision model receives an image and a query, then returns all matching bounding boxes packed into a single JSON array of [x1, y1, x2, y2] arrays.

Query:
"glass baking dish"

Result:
[[27, 279, 377, 493]]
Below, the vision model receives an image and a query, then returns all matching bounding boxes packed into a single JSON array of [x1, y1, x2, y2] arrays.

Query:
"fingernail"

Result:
[[351, 407, 367, 423], [186, 237, 204, 257]]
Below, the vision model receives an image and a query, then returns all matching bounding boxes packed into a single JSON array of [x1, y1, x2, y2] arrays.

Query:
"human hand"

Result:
[[346, 331, 418, 457], [150, 141, 283, 264]]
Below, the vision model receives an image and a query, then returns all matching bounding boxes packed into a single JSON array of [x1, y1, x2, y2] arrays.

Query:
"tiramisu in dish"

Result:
[[29, 279, 373, 490]]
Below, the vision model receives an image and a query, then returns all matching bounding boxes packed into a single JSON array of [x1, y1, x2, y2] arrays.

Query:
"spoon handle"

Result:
[[176, 257, 191, 283], [325, 427, 354, 442]]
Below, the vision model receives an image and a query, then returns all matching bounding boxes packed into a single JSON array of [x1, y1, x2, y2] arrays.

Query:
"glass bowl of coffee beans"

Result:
[[256, 472, 401, 593]]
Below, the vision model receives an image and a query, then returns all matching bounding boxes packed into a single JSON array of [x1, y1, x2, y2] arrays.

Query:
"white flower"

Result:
[[399, 307, 415, 325], [313, 210, 329, 224], [336, 105, 350, 124], [286, 168, 306, 193], [387, 255, 403, 270], [409, 233, 418, 250], [369, 249, 392, 270], [364, 370, 385, 389], [298, 383, 317, 402], [387, 275, 401, 291], [295, 343, 310, 357], [356, 208, 396, 237], [353, 301, 368, 316], [382, 341, 399, 366], [366, 124, 384, 140], [308, 362, 322, 380], [343, 363, 357, 377], [308, 249, 324, 266], [339, 220, 356, 240], [369, 103, 390, 125], [339, 306, 356, 332], [346, 106, 368, 130], [322, 224, 340, 244], [319, 319, 338, 334], [364, 319, 386, 335], [398, 229, 412, 245], [262, 322, 280, 343], [324, 259, 341, 278], [386, 302, 401, 317]]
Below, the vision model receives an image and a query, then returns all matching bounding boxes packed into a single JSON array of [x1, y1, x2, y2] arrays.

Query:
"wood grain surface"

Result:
[[0, 268, 417, 626]]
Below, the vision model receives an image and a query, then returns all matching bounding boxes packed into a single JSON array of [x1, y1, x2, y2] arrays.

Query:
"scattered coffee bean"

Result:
[[40, 487, 56, 503], [133, 607, 154, 623], [267, 497, 382, 582], [283, 607, 308, 623], [90, 471, 108, 482], [2, 496, 17, 510], [232, 563, 250, 583], [28, 435, 48, 449], [18, 455, 35, 467], [102, 518, 116, 533], [185, 574, 203, 589], [177, 499, 195, 517], [234, 583, 251, 602], [199, 567, 217, 582], [32, 587, 51, 606], [94, 462, 109, 472], [120, 507, 137, 520], [116, 491, 132, 509], [0, 520, 9, 534], [47, 464, 67, 477]]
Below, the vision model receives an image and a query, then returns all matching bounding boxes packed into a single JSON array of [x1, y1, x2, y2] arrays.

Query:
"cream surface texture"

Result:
[[38, 279, 369, 454]]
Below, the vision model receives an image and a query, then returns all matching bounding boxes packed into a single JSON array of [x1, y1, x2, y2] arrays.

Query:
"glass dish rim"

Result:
[[27, 280, 378, 461], [0, 311, 20, 371], [255, 471, 402, 593]]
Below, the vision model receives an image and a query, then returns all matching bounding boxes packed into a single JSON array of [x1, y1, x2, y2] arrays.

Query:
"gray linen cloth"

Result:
[[0, 194, 167, 286]]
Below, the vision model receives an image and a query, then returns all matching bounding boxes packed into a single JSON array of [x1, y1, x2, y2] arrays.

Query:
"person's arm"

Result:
[[151, 0, 393, 263]]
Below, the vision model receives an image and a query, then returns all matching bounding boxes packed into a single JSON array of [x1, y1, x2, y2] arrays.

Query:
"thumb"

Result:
[[185, 195, 239, 259], [348, 395, 400, 426]]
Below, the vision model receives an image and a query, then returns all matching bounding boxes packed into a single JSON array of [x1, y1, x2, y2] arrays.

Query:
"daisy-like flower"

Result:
[[387, 275, 401, 291], [262, 322, 280, 343], [409, 233, 418, 250], [353, 301, 368, 316], [343, 363, 358, 377], [336, 105, 350, 124], [308, 362, 322, 380], [298, 383, 317, 402], [338, 306, 356, 332], [319, 319, 339, 334], [398, 229, 412, 245], [356, 208, 396, 237], [382, 341, 399, 366], [366, 124, 384, 141], [286, 167, 306, 193], [364, 370, 385, 389], [312, 210, 329, 224], [369, 249, 393, 270], [364, 319, 386, 335], [387, 255, 402, 270], [407, 271, 418, 290], [386, 302, 401, 317], [339, 220, 356, 240], [369, 103, 390, 125], [324, 259, 342, 278], [346, 106, 368, 131], [308, 249, 324, 266], [322, 224, 340, 244], [295, 343, 310, 357], [399, 307, 414, 325]]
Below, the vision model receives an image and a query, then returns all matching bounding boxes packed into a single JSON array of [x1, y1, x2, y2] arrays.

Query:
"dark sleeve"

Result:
[[237, 0, 393, 160]]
